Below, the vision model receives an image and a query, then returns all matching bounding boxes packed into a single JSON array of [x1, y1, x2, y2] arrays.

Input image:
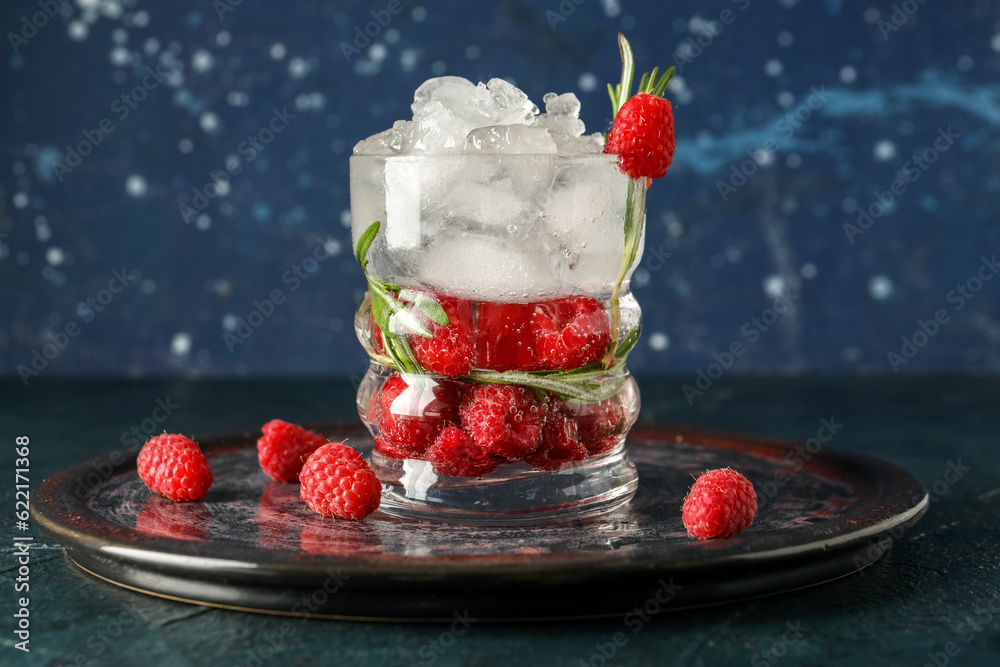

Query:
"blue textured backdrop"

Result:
[[2, 0, 999, 383]]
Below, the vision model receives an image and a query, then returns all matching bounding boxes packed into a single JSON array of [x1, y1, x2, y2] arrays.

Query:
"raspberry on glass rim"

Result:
[[603, 32, 677, 183]]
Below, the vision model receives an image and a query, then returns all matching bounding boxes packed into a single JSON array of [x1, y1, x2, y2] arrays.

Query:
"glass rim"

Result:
[[349, 152, 620, 163]]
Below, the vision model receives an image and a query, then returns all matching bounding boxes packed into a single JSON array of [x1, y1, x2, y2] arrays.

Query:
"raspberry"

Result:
[[553, 395, 623, 455], [533, 296, 610, 370], [475, 302, 541, 371], [374, 373, 461, 457], [604, 92, 675, 180], [409, 295, 474, 377], [461, 384, 542, 458], [299, 442, 381, 520], [426, 426, 500, 477], [526, 417, 588, 471], [256, 419, 328, 482], [368, 313, 386, 355], [373, 436, 417, 460], [137, 434, 213, 501], [681, 468, 758, 539]]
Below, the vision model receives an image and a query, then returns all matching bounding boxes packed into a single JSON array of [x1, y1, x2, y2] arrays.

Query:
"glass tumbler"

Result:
[[350, 153, 646, 523]]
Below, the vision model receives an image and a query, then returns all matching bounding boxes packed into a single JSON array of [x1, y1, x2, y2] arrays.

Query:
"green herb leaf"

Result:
[[400, 288, 449, 327], [467, 369, 629, 403], [615, 32, 635, 118], [371, 281, 432, 338], [354, 220, 381, 270], [614, 322, 642, 361]]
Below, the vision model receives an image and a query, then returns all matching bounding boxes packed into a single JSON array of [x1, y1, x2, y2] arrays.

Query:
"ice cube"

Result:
[[425, 79, 495, 127], [485, 78, 537, 125], [408, 105, 468, 153], [411, 76, 476, 117], [417, 233, 564, 302], [464, 124, 557, 153], [552, 132, 606, 154], [434, 176, 538, 235], [536, 163, 629, 293], [353, 120, 410, 155], [543, 92, 581, 117], [534, 114, 586, 142]]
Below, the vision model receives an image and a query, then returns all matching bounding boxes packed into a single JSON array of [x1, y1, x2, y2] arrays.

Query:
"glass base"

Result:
[[371, 446, 638, 525]]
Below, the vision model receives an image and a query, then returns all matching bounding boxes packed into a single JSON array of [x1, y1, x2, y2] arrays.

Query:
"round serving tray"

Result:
[[32, 422, 927, 621]]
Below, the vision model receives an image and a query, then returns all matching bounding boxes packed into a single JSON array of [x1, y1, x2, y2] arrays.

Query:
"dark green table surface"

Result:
[[2, 376, 998, 666]]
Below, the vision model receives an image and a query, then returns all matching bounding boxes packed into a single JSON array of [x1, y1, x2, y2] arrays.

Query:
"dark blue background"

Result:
[[2, 0, 999, 382]]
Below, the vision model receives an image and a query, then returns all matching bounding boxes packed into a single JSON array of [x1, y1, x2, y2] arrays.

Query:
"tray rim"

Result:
[[31, 421, 929, 580]]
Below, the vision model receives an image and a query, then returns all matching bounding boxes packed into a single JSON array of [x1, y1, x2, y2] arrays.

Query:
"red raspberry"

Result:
[[299, 442, 381, 520], [681, 468, 758, 539], [373, 436, 417, 460], [526, 417, 588, 471], [533, 296, 610, 370], [409, 295, 474, 377], [374, 373, 460, 457], [461, 384, 542, 458], [604, 93, 675, 180], [553, 395, 623, 455], [256, 419, 328, 482], [475, 302, 541, 371], [137, 434, 213, 501], [426, 426, 500, 477], [368, 314, 386, 355]]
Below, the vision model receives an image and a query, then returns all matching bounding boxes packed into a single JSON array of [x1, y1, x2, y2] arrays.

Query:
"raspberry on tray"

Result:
[[299, 442, 381, 520], [257, 419, 328, 482], [682, 468, 759, 539], [137, 434, 213, 502]]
